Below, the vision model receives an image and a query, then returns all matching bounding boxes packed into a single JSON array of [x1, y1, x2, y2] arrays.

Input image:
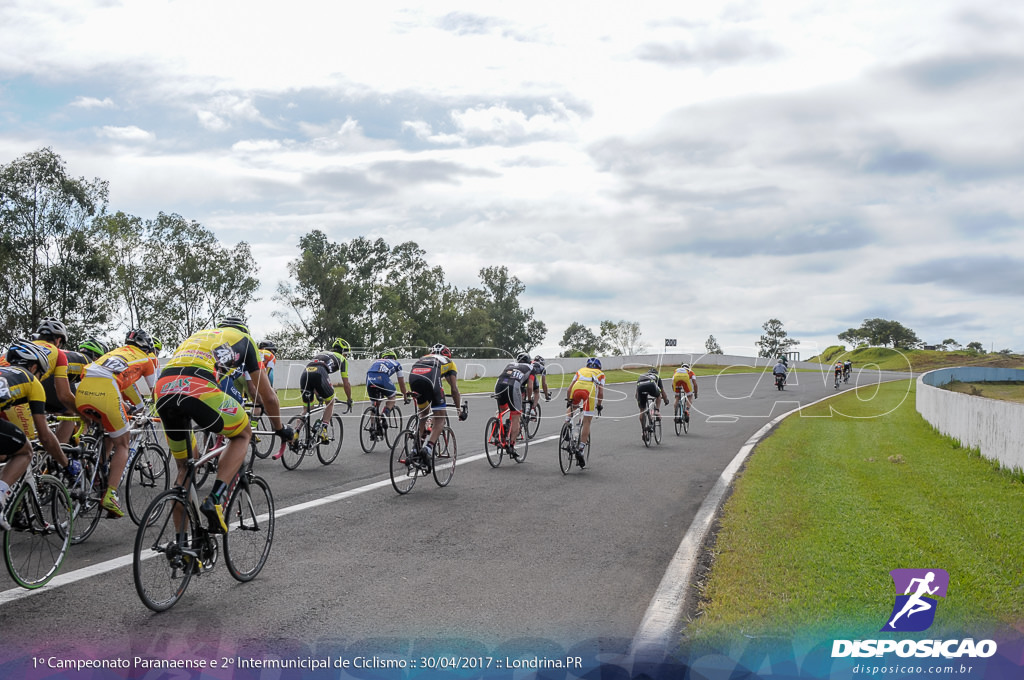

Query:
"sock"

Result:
[[210, 480, 228, 504]]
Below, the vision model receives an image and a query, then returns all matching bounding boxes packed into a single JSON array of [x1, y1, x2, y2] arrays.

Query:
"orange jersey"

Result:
[[84, 344, 157, 394]]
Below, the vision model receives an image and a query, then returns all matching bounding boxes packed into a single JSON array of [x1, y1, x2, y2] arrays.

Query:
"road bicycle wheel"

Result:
[[3, 474, 73, 589], [653, 413, 662, 445], [484, 417, 504, 468], [515, 419, 529, 463], [125, 443, 171, 526], [132, 490, 196, 611], [558, 423, 575, 475], [641, 411, 652, 448], [281, 416, 306, 470], [359, 407, 378, 453], [68, 458, 102, 544], [317, 414, 343, 465], [224, 475, 275, 582], [251, 414, 275, 459], [683, 407, 689, 434], [673, 403, 683, 436], [432, 427, 457, 487], [384, 405, 402, 447], [389, 431, 420, 495], [525, 401, 541, 439]]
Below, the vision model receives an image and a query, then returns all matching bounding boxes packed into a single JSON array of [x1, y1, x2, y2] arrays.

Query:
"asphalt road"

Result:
[[0, 368, 914, 670]]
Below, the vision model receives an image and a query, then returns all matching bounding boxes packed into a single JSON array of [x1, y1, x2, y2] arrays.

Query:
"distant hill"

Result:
[[807, 345, 1024, 371]]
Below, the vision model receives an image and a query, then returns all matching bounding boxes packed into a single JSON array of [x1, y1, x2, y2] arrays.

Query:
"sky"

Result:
[[2, 0, 1023, 358]]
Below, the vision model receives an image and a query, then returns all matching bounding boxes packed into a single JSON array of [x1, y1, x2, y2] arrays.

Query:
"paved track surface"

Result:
[[0, 368, 913, 666]]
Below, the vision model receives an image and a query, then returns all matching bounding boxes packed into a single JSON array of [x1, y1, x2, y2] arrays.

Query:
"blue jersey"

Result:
[[366, 358, 404, 389]]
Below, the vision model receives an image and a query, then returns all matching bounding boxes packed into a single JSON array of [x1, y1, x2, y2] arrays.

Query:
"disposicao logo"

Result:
[[831, 568, 998, 659], [881, 568, 949, 632]]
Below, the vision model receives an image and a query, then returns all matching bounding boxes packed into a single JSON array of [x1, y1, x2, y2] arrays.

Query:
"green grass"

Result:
[[685, 380, 1024, 646], [810, 345, 1024, 371], [943, 381, 1024, 404]]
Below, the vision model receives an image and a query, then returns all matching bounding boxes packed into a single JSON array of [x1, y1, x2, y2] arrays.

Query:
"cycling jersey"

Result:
[[259, 348, 276, 385], [635, 374, 664, 408], [569, 366, 605, 414], [309, 351, 347, 377], [409, 354, 458, 410], [366, 358, 404, 399], [0, 366, 48, 446], [162, 327, 261, 382], [493, 362, 532, 413], [672, 368, 696, 394], [0, 339, 67, 382]]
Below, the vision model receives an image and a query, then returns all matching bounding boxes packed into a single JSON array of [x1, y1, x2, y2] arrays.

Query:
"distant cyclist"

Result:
[[291, 338, 353, 450], [843, 360, 852, 382], [833, 360, 844, 387], [635, 367, 669, 426], [408, 344, 466, 469], [772, 359, 788, 386], [565, 357, 605, 468], [492, 353, 534, 460], [529, 355, 552, 407], [672, 363, 698, 424]]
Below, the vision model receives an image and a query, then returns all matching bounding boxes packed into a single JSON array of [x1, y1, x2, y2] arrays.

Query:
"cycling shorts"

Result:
[[367, 382, 397, 402], [410, 374, 446, 411], [636, 381, 661, 409], [154, 373, 250, 460], [75, 375, 131, 438], [672, 374, 694, 394], [493, 379, 524, 414], [2, 405, 36, 440], [299, 364, 335, 404], [0, 418, 28, 457], [570, 384, 597, 415]]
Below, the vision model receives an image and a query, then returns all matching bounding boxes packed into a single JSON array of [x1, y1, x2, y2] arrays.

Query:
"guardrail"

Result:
[[916, 367, 1024, 472]]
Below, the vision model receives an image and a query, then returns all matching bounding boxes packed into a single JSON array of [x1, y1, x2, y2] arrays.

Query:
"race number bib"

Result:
[[0, 377, 10, 401], [101, 356, 130, 374]]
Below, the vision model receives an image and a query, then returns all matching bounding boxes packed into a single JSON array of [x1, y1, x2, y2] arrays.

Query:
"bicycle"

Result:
[[521, 397, 546, 440], [247, 402, 277, 459], [774, 373, 786, 391], [2, 447, 74, 589], [639, 394, 662, 448], [279, 399, 345, 470], [389, 399, 467, 495], [834, 371, 842, 389], [132, 432, 275, 611], [359, 394, 404, 453], [843, 367, 851, 384], [484, 397, 529, 467], [558, 400, 590, 474], [673, 394, 691, 436]]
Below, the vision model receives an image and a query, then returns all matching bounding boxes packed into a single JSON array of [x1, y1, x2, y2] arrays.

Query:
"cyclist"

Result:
[[74, 329, 159, 517], [52, 344, 93, 444], [151, 337, 163, 357], [408, 344, 467, 469], [565, 357, 605, 468], [154, 316, 291, 534], [672, 363, 698, 424], [772, 358, 788, 387], [529, 355, 552, 407], [5, 318, 81, 444], [843, 359, 853, 382], [289, 338, 352, 452], [0, 341, 78, 530], [833, 360, 844, 387], [257, 341, 277, 387], [492, 353, 534, 460], [79, 338, 108, 363], [635, 367, 669, 427], [365, 350, 409, 439]]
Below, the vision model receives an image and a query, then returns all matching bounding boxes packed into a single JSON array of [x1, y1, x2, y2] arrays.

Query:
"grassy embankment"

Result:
[[810, 345, 1024, 372], [942, 381, 1024, 404], [685, 379, 1024, 647]]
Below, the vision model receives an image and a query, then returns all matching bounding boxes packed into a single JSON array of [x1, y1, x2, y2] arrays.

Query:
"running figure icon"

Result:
[[882, 568, 949, 632]]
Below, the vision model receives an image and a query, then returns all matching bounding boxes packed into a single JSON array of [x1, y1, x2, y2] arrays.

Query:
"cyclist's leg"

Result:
[[580, 388, 597, 444], [0, 422, 32, 525]]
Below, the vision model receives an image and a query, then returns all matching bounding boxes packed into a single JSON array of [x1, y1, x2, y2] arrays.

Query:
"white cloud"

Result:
[[70, 95, 115, 109], [96, 125, 154, 142]]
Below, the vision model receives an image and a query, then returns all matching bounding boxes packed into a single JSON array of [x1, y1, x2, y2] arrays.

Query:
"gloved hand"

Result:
[[276, 426, 296, 442], [403, 394, 411, 405], [458, 406, 468, 422], [345, 399, 353, 413], [596, 404, 604, 415]]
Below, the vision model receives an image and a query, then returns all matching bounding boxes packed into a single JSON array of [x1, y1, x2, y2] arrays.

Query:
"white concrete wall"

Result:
[[268, 352, 822, 389], [916, 367, 1024, 472]]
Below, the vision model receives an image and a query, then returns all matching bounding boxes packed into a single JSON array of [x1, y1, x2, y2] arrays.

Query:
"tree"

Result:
[[559, 322, 604, 357], [842, 318, 920, 349], [705, 335, 723, 354], [965, 341, 985, 354], [599, 320, 647, 356], [460, 266, 547, 357], [837, 327, 869, 347], [756, 318, 799, 359], [939, 338, 960, 351], [0, 147, 113, 343]]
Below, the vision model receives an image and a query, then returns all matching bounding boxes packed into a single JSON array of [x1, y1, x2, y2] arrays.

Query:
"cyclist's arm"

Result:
[[54, 375, 79, 416], [397, 376, 408, 396], [445, 373, 461, 409], [249, 368, 284, 430]]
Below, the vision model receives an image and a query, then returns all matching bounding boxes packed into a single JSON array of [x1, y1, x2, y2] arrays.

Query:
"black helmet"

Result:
[[258, 340, 277, 352], [218, 316, 250, 335], [533, 355, 544, 365], [125, 328, 155, 354], [6, 339, 50, 373], [516, 353, 531, 364], [36, 317, 68, 342], [430, 343, 452, 359]]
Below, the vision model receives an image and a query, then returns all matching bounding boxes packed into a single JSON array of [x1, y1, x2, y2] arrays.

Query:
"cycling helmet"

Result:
[[125, 328, 156, 354], [331, 338, 350, 354], [151, 337, 163, 352], [430, 343, 452, 359], [533, 355, 544, 365], [5, 340, 50, 373], [380, 349, 398, 359], [516, 352, 531, 364], [258, 340, 277, 352], [681, 363, 690, 370], [78, 338, 108, 361], [35, 317, 68, 342], [586, 357, 602, 369], [647, 367, 659, 376], [218, 316, 250, 335]]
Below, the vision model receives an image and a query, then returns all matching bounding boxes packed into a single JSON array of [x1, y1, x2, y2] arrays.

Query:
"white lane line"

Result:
[[0, 433, 560, 606]]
